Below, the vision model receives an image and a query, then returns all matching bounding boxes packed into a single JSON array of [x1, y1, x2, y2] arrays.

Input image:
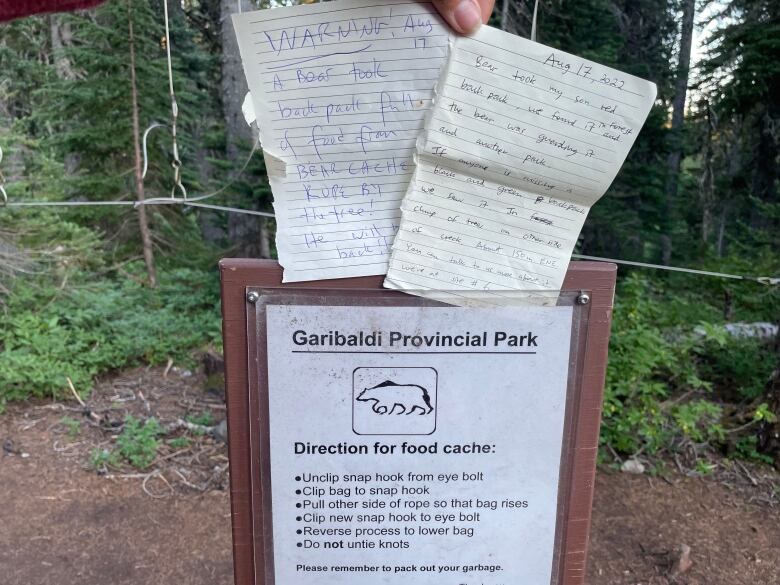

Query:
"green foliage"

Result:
[[90, 448, 120, 471], [753, 403, 778, 424], [691, 0, 780, 255], [167, 436, 191, 449], [116, 415, 163, 469], [694, 460, 717, 475], [537, 0, 624, 66], [601, 273, 773, 457], [698, 0, 780, 116], [672, 400, 725, 444], [60, 416, 82, 439], [0, 0, 776, 474], [93, 417, 199, 471], [185, 411, 215, 427], [0, 267, 221, 402], [538, 0, 678, 261], [603, 275, 699, 453], [698, 338, 776, 401], [0, 210, 105, 295], [734, 435, 774, 465], [1, 0, 241, 265], [29, 0, 207, 205]]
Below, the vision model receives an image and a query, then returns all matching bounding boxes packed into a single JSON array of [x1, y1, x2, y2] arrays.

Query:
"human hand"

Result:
[[432, 0, 495, 34]]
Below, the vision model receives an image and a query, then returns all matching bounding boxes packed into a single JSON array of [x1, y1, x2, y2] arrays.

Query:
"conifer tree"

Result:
[[23, 1, 226, 266], [697, 0, 780, 252], [536, 0, 677, 260]]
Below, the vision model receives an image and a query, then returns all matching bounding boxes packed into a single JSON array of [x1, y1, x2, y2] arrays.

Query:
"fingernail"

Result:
[[453, 0, 481, 33]]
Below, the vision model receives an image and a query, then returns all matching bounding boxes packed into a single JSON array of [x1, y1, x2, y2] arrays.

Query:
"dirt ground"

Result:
[[0, 366, 233, 585], [1, 367, 779, 585], [590, 471, 780, 584]]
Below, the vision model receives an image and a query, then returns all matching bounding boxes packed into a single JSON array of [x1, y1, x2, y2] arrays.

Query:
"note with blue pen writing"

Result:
[[384, 25, 656, 297], [232, 0, 450, 282]]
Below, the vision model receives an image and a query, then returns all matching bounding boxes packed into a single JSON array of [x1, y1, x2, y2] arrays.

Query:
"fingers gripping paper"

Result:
[[384, 26, 657, 296], [232, 0, 450, 282]]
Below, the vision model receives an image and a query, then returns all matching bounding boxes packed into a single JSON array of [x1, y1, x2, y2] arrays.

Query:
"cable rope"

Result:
[[1, 1, 777, 286], [2, 196, 776, 284]]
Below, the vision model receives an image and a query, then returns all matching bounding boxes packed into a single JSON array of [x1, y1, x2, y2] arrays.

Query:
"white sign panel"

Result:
[[265, 303, 574, 585]]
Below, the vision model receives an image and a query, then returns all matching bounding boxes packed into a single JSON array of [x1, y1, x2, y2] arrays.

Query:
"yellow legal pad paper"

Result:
[[383, 25, 656, 297], [233, 0, 451, 282]]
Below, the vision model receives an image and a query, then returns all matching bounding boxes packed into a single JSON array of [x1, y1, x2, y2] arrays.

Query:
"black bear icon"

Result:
[[356, 380, 434, 415]]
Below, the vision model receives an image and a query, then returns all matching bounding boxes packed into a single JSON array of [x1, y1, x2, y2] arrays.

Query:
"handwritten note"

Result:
[[233, 0, 450, 282], [384, 25, 656, 297]]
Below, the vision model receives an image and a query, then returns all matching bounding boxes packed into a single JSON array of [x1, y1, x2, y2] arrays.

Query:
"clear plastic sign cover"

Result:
[[254, 291, 585, 585]]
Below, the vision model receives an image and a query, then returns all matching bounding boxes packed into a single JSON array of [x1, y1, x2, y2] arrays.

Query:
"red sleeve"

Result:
[[0, 0, 106, 22]]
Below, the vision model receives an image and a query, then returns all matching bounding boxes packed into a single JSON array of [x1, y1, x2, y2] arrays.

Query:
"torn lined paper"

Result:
[[384, 25, 656, 296], [233, 0, 450, 282]]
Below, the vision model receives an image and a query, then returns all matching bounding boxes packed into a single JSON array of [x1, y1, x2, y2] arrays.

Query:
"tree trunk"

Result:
[[699, 102, 715, 244], [220, 0, 253, 159], [716, 204, 728, 257], [661, 0, 695, 264], [500, 0, 510, 31], [259, 220, 271, 258], [128, 0, 157, 287], [49, 15, 76, 80], [50, 14, 81, 176], [220, 0, 271, 258], [0, 72, 24, 186], [749, 108, 778, 230]]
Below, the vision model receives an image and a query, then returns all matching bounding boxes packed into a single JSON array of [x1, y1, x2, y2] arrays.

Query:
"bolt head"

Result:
[[247, 291, 260, 303], [577, 293, 590, 305]]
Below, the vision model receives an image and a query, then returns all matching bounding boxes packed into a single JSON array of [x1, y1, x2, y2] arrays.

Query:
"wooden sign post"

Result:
[[220, 259, 616, 585]]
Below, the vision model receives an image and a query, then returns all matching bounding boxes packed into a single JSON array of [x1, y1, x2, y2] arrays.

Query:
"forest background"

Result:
[[0, 0, 778, 470]]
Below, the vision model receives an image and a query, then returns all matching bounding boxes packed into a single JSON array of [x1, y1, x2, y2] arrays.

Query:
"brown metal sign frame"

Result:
[[220, 259, 616, 585]]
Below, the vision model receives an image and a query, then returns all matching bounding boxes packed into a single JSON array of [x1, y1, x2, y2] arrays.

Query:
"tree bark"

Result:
[[0, 58, 24, 186], [50, 14, 81, 176], [699, 102, 715, 244], [128, 0, 157, 287], [219, 0, 271, 258], [500, 0, 510, 31], [716, 204, 728, 257], [749, 108, 778, 230], [49, 14, 76, 80], [220, 0, 253, 160], [661, 0, 695, 264]]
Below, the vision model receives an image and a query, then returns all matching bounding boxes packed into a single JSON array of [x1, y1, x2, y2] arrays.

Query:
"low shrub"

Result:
[[116, 415, 164, 469], [0, 267, 221, 405], [601, 274, 776, 459]]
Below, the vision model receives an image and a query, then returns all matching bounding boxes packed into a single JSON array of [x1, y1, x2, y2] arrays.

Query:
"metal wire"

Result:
[[6, 200, 136, 207], [182, 201, 275, 218], [2, 196, 776, 284], [143, 0, 261, 205], [4, 198, 276, 220], [9, 130, 261, 209], [572, 254, 779, 285], [1, 0, 777, 286], [140, 135, 261, 206], [162, 0, 186, 199], [141, 122, 166, 179]]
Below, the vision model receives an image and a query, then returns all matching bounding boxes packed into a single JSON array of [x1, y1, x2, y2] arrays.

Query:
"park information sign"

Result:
[[266, 302, 571, 584], [219, 259, 617, 585]]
